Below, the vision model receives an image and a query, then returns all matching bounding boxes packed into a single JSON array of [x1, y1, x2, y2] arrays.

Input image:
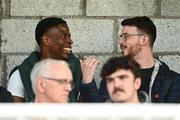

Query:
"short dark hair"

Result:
[[35, 17, 67, 45], [121, 16, 156, 47], [101, 56, 141, 80]]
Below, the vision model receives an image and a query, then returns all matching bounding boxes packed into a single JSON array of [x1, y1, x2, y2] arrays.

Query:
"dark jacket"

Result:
[[80, 60, 180, 103], [9, 51, 82, 102], [0, 86, 14, 102]]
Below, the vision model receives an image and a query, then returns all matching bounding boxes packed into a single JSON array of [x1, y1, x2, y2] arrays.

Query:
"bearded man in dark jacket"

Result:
[[80, 16, 180, 103]]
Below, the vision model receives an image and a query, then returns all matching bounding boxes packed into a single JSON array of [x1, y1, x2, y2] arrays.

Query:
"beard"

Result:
[[121, 43, 141, 57]]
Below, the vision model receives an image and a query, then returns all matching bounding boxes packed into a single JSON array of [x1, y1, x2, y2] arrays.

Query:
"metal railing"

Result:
[[0, 103, 179, 120]]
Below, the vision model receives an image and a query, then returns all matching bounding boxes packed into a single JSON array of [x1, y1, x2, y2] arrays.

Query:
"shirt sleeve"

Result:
[[7, 69, 25, 98], [79, 79, 99, 102]]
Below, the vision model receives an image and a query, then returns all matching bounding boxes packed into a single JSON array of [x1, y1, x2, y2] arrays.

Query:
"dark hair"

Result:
[[121, 16, 156, 47], [101, 56, 141, 80], [35, 17, 67, 45]]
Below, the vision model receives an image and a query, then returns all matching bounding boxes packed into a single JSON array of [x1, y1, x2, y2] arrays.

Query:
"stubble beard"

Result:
[[125, 43, 141, 57]]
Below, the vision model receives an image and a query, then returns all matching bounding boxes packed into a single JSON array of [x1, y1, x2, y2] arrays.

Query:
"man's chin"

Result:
[[122, 52, 129, 56], [60, 96, 69, 103], [60, 53, 71, 60], [112, 98, 125, 103]]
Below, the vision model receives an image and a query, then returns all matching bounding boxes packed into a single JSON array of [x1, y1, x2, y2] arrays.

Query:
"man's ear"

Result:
[[134, 77, 141, 90], [36, 77, 46, 93], [140, 35, 149, 46], [41, 35, 50, 46]]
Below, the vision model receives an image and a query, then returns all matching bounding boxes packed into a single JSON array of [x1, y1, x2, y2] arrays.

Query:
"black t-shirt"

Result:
[[139, 67, 154, 95], [0, 86, 14, 102]]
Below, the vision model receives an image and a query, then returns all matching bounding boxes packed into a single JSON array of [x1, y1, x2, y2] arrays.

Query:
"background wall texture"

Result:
[[0, 0, 180, 87]]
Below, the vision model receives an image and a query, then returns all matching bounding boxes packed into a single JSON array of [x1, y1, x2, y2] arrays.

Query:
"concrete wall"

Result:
[[0, 0, 180, 87]]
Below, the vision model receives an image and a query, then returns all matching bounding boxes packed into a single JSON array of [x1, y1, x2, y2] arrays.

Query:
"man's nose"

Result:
[[65, 83, 72, 92], [119, 40, 125, 49], [118, 37, 125, 44], [114, 79, 122, 87], [66, 37, 73, 44]]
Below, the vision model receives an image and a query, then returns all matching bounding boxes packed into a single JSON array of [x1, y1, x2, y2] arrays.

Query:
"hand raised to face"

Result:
[[80, 57, 100, 84]]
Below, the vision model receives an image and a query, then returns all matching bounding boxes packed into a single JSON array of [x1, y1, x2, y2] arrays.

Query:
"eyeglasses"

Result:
[[42, 76, 74, 89], [119, 33, 144, 41]]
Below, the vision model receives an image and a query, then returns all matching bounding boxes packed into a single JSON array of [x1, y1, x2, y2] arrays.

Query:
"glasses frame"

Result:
[[119, 33, 144, 41], [42, 76, 74, 89]]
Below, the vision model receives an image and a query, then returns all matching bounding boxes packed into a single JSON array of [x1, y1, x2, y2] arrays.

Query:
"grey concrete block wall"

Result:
[[161, 0, 180, 16], [154, 19, 180, 52], [0, 0, 180, 88], [6, 55, 28, 80], [11, 0, 83, 16], [1, 19, 38, 53], [67, 19, 114, 53], [86, 0, 157, 16]]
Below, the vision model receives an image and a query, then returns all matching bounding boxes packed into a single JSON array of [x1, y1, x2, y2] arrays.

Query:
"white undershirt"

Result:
[[7, 69, 25, 98]]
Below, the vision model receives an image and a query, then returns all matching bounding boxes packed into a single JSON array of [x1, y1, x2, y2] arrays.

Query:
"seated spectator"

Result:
[[101, 56, 149, 103], [7, 17, 81, 102], [0, 86, 14, 102], [80, 16, 180, 103], [30, 59, 73, 103]]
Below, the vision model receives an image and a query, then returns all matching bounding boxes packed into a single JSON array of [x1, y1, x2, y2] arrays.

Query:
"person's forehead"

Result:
[[50, 64, 72, 78], [50, 64, 69, 72], [118, 26, 137, 35], [121, 26, 138, 33], [44, 25, 69, 37], [47, 23, 69, 32], [107, 69, 134, 78], [56, 23, 69, 30]]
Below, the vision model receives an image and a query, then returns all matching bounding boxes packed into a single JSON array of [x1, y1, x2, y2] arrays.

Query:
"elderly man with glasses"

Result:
[[30, 59, 73, 103]]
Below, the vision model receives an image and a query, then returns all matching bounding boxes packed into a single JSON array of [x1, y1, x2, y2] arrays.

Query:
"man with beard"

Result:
[[31, 59, 73, 103], [7, 17, 81, 102], [80, 16, 180, 103], [101, 56, 148, 103]]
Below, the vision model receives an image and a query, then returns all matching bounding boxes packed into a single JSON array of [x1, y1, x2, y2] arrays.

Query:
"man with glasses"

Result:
[[80, 16, 180, 103], [7, 17, 81, 102], [31, 59, 72, 103]]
